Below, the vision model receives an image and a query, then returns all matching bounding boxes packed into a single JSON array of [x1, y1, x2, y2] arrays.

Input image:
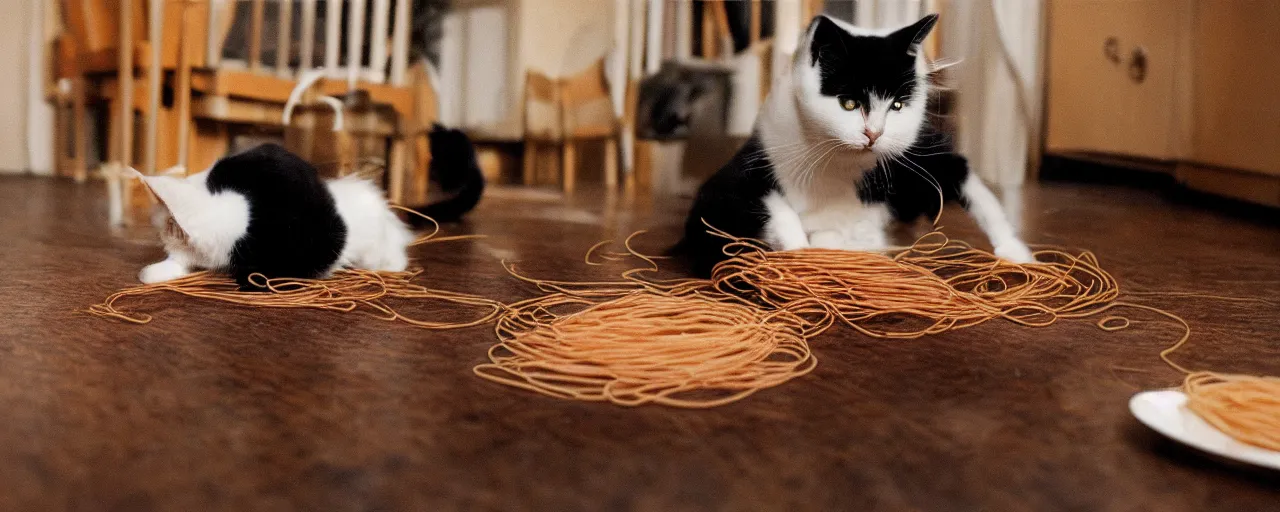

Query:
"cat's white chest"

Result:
[[780, 172, 889, 251]]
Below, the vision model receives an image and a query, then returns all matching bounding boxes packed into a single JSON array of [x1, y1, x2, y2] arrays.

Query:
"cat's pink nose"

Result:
[[864, 129, 882, 146]]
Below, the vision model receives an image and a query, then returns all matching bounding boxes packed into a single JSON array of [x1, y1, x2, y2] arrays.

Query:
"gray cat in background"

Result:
[[637, 61, 732, 141]]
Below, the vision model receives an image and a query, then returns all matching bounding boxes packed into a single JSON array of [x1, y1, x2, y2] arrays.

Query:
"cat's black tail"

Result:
[[404, 123, 486, 227], [403, 178, 485, 227]]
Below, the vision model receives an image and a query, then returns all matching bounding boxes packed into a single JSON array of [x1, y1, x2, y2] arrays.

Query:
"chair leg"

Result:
[[544, 143, 561, 186], [388, 138, 408, 204], [105, 97, 124, 226], [562, 141, 577, 195], [604, 137, 619, 189], [106, 163, 124, 226], [415, 134, 431, 202], [335, 130, 353, 176], [631, 139, 653, 195], [522, 141, 538, 186], [52, 97, 67, 178]]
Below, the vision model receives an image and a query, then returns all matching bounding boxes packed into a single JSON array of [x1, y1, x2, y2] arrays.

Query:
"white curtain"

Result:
[[942, 0, 1044, 187]]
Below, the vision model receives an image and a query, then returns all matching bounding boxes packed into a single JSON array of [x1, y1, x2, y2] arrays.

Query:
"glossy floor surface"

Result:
[[1, 176, 1277, 510]]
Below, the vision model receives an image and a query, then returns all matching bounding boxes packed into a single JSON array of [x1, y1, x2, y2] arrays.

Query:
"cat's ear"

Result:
[[136, 173, 207, 236], [806, 15, 846, 67], [891, 13, 939, 56], [131, 168, 167, 211]]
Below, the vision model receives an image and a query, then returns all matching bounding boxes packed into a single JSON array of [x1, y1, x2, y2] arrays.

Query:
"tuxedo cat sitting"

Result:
[[674, 14, 1034, 277]]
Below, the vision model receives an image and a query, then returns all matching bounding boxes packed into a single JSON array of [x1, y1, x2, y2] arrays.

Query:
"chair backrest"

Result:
[[523, 69, 561, 141], [59, 0, 232, 71], [559, 57, 616, 140], [60, 0, 145, 54], [217, 0, 412, 84]]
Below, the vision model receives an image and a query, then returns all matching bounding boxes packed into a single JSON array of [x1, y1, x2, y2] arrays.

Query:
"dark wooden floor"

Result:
[[1, 176, 1277, 511]]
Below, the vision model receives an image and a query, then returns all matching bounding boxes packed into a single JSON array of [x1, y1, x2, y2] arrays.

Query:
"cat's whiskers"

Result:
[[803, 141, 847, 190], [783, 139, 845, 192], [886, 152, 947, 223], [744, 140, 830, 170], [903, 149, 952, 158], [766, 138, 838, 174]]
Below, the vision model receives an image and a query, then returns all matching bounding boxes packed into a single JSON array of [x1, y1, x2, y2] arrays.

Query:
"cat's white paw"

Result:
[[809, 231, 846, 249], [994, 241, 1035, 264], [774, 240, 810, 252], [139, 259, 191, 284]]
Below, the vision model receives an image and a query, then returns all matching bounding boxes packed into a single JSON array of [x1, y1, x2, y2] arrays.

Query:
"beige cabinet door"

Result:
[[1189, 1, 1280, 177], [1045, 0, 1185, 161]]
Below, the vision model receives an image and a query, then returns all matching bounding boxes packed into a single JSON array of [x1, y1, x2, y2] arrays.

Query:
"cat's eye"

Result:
[[891, 101, 904, 111], [839, 97, 861, 111]]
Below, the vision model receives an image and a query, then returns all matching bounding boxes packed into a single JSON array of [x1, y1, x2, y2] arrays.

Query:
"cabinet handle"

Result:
[[1104, 37, 1121, 64], [1128, 47, 1148, 83]]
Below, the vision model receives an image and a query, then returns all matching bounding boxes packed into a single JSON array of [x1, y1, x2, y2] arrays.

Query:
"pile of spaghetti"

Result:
[[1183, 372, 1280, 451], [474, 291, 817, 407], [473, 231, 1121, 408], [710, 232, 1119, 338]]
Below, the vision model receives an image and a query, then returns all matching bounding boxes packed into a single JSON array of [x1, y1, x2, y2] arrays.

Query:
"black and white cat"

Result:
[[675, 14, 1034, 277], [135, 144, 414, 287]]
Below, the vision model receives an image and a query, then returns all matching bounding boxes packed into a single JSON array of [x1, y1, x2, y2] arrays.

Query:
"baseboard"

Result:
[[1176, 163, 1280, 209], [1040, 152, 1280, 219], [1039, 153, 1176, 188]]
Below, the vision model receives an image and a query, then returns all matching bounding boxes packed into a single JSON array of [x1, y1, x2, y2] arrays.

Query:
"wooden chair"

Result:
[[522, 69, 563, 188], [558, 58, 620, 194], [520, 58, 620, 195], [56, 0, 425, 223], [50, 32, 90, 183]]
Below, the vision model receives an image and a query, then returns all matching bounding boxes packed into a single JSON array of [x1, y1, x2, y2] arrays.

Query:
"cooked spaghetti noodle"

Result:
[[475, 291, 816, 407], [1183, 372, 1280, 451], [710, 231, 1119, 338], [88, 268, 505, 329]]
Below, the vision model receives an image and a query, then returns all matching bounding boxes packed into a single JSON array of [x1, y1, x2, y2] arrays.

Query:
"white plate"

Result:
[[1129, 390, 1280, 471]]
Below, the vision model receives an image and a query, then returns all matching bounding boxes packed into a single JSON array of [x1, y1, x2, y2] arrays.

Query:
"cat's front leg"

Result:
[[762, 192, 810, 251], [993, 242, 1034, 264], [960, 176, 1035, 263], [139, 256, 194, 284], [808, 204, 889, 251]]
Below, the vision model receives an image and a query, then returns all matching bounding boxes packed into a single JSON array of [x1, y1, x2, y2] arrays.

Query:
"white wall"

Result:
[[438, 1, 519, 135], [520, 0, 613, 78], [27, 0, 54, 175], [439, 0, 615, 137], [0, 0, 33, 173], [462, 5, 510, 128]]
